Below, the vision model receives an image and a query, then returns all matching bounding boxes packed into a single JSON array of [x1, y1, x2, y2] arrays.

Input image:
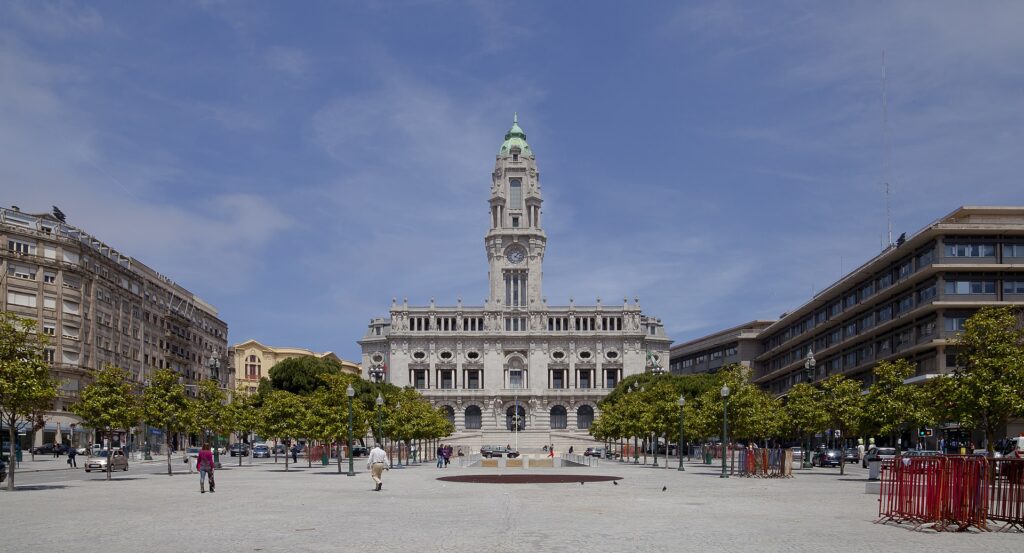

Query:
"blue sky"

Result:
[[3, 1, 1023, 360]]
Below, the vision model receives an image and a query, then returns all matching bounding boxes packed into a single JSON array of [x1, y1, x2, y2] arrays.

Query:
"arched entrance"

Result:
[[550, 405, 567, 429], [506, 405, 526, 431], [465, 405, 482, 429], [577, 405, 594, 430]]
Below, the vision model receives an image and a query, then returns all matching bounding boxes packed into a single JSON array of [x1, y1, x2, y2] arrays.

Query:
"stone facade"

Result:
[[359, 117, 671, 449], [230, 338, 360, 394]]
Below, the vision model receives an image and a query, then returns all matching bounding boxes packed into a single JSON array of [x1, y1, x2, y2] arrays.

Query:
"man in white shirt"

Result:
[[367, 444, 390, 491]]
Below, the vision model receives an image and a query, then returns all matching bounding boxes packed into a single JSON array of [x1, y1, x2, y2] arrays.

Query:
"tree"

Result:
[[257, 390, 305, 471], [687, 365, 787, 444], [141, 368, 189, 476], [949, 306, 1024, 454], [224, 389, 260, 467], [862, 359, 928, 451], [70, 365, 140, 481], [819, 375, 864, 475], [0, 313, 59, 490], [268, 356, 346, 395]]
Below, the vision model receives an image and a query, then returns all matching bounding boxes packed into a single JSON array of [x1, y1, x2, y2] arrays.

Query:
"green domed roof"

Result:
[[499, 113, 533, 157]]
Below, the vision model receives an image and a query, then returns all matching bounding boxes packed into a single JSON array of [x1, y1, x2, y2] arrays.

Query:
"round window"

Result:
[[605, 350, 619, 360], [550, 350, 566, 362], [578, 350, 592, 361], [439, 351, 453, 361], [466, 350, 480, 361], [370, 353, 384, 364], [412, 351, 427, 361]]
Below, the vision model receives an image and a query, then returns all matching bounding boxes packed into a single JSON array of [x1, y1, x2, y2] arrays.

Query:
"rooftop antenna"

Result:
[[882, 50, 893, 247]]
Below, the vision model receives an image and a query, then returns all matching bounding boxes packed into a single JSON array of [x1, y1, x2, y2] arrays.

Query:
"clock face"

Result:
[[506, 247, 526, 264]]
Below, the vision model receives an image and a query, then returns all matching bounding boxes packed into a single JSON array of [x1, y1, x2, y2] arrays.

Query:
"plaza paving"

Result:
[[1, 455, 1020, 552]]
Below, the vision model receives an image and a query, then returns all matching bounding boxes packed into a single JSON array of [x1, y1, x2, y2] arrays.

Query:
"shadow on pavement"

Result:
[[2, 484, 69, 491]]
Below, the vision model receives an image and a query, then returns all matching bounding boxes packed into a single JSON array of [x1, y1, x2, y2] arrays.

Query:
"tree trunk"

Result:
[[166, 426, 173, 476], [106, 432, 112, 481], [7, 425, 16, 491]]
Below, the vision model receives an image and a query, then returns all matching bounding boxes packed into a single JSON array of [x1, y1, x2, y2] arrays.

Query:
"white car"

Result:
[[1002, 437, 1024, 459]]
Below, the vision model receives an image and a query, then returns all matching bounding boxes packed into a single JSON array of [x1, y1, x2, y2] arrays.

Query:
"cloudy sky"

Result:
[[3, 1, 1023, 359]]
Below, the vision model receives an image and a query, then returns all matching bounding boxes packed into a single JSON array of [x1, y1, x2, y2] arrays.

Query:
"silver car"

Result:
[[84, 449, 129, 473]]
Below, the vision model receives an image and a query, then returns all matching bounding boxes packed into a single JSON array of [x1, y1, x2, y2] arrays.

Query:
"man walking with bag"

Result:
[[367, 443, 389, 491]]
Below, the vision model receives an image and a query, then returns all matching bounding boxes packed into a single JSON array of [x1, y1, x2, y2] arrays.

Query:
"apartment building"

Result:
[[669, 320, 773, 375], [230, 338, 360, 394], [1, 206, 228, 448]]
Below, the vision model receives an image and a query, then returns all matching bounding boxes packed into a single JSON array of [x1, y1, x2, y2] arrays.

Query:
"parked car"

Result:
[[30, 443, 60, 455], [252, 444, 271, 458], [903, 450, 943, 457], [274, 444, 286, 455], [1001, 436, 1024, 459], [84, 449, 128, 473], [480, 445, 519, 458], [817, 449, 842, 467], [350, 445, 369, 457], [862, 446, 897, 468], [843, 448, 860, 464], [229, 443, 250, 457]]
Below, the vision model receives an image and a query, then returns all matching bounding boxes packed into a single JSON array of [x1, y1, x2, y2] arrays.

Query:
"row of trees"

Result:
[[591, 306, 1024, 475]]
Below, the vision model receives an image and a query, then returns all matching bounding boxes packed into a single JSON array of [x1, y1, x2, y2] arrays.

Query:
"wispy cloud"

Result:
[[265, 46, 309, 78]]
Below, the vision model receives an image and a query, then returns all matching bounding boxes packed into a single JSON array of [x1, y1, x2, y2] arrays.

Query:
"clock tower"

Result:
[[486, 114, 546, 310]]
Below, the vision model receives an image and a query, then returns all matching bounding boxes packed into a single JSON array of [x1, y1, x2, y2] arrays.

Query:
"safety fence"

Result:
[[734, 448, 793, 478], [878, 456, 1024, 532], [562, 453, 599, 467]]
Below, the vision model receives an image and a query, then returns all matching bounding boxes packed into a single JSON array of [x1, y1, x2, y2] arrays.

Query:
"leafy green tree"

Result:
[[685, 365, 786, 445], [268, 356, 346, 395], [70, 365, 140, 481], [141, 368, 189, 476], [0, 313, 59, 490], [862, 359, 928, 451], [257, 390, 305, 471], [224, 389, 260, 467], [785, 382, 828, 445], [948, 306, 1024, 454], [819, 374, 865, 475], [190, 379, 228, 456]]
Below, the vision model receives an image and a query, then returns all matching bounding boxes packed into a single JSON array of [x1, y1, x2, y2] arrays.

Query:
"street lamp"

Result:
[[375, 394, 384, 449], [346, 384, 355, 476], [394, 401, 403, 468], [678, 394, 686, 472], [803, 348, 816, 469], [720, 385, 730, 479], [207, 355, 223, 469]]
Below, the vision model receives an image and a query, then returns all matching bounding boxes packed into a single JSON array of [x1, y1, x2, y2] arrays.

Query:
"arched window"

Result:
[[465, 405, 482, 430], [550, 405, 567, 430], [245, 354, 261, 379], [506, 405, 525, 431], [577, 405, 594, 430], [507, 358, 526, 389], [509, 179, 522, 209], [442, 405, 455, 426]]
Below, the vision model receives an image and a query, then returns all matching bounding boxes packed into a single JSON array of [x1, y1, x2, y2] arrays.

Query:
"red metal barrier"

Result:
[[877, 455, 989, 532], [990, 459, 1024, 532]]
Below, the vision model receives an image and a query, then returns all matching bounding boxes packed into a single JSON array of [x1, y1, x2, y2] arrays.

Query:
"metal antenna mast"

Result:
[[882, 50, 893, 247]]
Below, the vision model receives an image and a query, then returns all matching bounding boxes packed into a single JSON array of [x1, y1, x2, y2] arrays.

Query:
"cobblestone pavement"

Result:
[[1, 457, 1018, 552]]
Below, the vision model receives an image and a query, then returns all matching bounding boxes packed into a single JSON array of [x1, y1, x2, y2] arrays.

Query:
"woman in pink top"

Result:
[[197, 443, 215, 493]]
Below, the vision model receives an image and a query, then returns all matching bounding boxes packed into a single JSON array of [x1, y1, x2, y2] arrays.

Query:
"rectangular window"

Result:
[[945, 243, 995, 257], [62, 326, 80, 340], [898, 262, 913, 279], [944, 280, 996, 294], [1004, 244, 1024, 258], [878, 273, 892, 289], [7, 238, 36, 255], [62, 250, 79, 264], [466, 370, 481, 390], [1004, 281, 1024, 294], [877, 306, 892, 323], [7, 291, 37, 307], [944, 316, 967, 332], [508, 178, 522, 209], [413, 370, 428, 389], [551, 370, 565, 389], [61, 350, 80, 364], [509, 370, 523, 389], [917, 249, 935, 267], [42, 323, 55, 336], [604, 369, 618, 388], [43, 271, 56, 284], [511, 216, 519, 228], [7, 263, 36, 280], [440, 370, 454, 390], [918, 285, 937, 303], [860, 313, 875, 330], [898, 295, 914, 314], [44, 349, 55, 363], [42, 244, 56, 260], [62, 300, 80, 315]]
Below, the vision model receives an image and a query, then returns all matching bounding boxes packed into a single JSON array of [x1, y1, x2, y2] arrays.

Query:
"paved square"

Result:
[[2, 456, 1020, 552]]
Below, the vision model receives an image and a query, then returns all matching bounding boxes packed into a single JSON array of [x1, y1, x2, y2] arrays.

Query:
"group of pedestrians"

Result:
[[436, 444, 453, 468]]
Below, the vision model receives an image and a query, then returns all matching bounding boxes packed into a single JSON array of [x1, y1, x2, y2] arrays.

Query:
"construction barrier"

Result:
[[734, 448, 793, 478], [989, 459, 1024, 532], [877, 455, 989, 532]]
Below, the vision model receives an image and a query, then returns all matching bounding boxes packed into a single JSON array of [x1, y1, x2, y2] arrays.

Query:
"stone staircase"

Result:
[[441, 430, 602, 454]]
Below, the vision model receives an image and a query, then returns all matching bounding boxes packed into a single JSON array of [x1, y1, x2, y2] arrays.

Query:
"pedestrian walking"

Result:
[[67, 447, 77, 467], [197, 443, 215, 494], [436, 444, 444, 468], [568, 446, 574, 455], [291, 444, 299, 464], [367, 444, 390, 491], [548, 444, 555, 458], [443, 444, 452, 467]]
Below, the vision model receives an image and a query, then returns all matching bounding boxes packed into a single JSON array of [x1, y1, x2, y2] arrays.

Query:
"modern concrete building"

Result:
[[669, 320, 773, 375], [230, 338, 360, 394], [670, 206, 1024, 403], [359, 116, 672, 451], [1, 206, 229, 450]]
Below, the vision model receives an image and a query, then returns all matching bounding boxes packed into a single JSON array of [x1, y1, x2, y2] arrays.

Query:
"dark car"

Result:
[[350, 445, 369, 457], [817, 449, 842, 467], [229, 443, 250, 457], [843, 448, 860, 464], [30, 443, 60, 455]]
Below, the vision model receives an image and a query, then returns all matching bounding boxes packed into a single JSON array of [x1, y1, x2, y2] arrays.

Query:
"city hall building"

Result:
[[359, 117, 672, 450]]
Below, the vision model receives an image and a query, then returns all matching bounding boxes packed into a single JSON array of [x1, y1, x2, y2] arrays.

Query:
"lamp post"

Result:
[[394, 401, 403, 468], [720, 385, 730, 479], [375, 394, 384, 448], [206, 355, 223, 469], [346, 384, 355, 476], [803, 348, 816, 469], [678, 394, 686, 471]]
